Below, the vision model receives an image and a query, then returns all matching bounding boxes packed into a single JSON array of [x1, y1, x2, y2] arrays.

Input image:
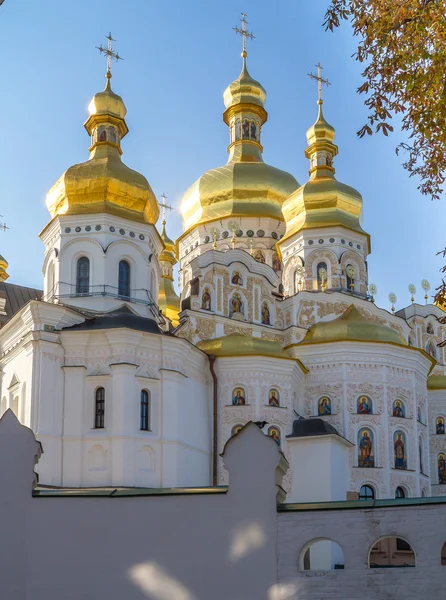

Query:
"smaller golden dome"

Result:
[[197, 333, 288, 358], [306, 100, 335, 146], [428, 374, 446, 390], [301, 305, 407, 346], [159, 222, 176, 261], [0, 254, 9, 282], [46, 75, 159, 225], [88, 74, 127, 120], [434, 296, 446, 312], [223, 57, 267, 111]]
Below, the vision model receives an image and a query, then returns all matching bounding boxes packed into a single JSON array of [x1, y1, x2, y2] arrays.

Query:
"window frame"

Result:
[[118, 259, 131, 298], [94, 387, 105, 429], [140, 389, 150, 431], [76, 256, 90, 296]]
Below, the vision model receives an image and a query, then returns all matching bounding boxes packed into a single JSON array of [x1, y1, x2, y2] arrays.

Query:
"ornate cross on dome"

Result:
[[308, 63, 331, 102], [233, 13, 255, 57], [96, 32, 123, 76], [158, 193, 173, 225]]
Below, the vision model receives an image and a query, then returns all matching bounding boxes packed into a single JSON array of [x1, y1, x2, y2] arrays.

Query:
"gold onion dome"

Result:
[[281, 99, 369, 246], [0, 255, 9, 281], [46, 73, 159, 225], [301, 305, 406, 346], [158, 220, 180, 326], [180, 55, 298, 232]]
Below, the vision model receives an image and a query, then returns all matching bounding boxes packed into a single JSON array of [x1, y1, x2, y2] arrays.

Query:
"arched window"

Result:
[[395, 486, 405, 498], [76, 257, 90, 295], [359, 484, 375, 500], [316, 262, 328, 291], [300, 539, 345, 571], [294, 269, 299, 294], [346, 263, 355, 290], [140, 390, 150, 431], [118, 260, 131, 297], [47, 261, 55, 298], [419, 437, 424, 473], [94, 387, 105, 429], [369, 537, 415, 568]]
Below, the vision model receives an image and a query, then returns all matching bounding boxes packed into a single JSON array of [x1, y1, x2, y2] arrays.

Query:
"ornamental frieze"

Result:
[[195, 317, 216, 341]]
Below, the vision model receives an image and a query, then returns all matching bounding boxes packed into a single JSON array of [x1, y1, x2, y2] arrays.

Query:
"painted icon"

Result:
[[357, 395, 372, 414], [318, 396, 331, 416], [394, 431, 407, 470], [232, 388, 246, 406], [358, 428, 375, 467]]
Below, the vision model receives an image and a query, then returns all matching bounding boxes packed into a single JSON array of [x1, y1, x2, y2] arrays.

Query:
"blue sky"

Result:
[[0, 0, 444, 310]]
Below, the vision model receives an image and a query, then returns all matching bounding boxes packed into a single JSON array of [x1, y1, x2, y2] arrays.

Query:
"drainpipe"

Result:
[[208, 354, 218, 486]]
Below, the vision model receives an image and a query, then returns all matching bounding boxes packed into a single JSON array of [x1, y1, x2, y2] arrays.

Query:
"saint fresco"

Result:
[[439, 453, 446, 484], [261, 302, 270, 325], [268, 389, 280, 407], [358, 428, 374, 467], [268, 426, 281, 446], [394, 431, 407, 470], [318, 396, 331, 416], [230, 292, 243, 317], [272, 253, 281, 272], [232, 388, 246, 406], [357, 395, 372, 414], [254, 249, 265, 263], [231, 271, 243, 285], [231, 424, 243, 436], [437, 417, 445, 435], [392, 400, 405, 418], [201, 288, 211, 310]]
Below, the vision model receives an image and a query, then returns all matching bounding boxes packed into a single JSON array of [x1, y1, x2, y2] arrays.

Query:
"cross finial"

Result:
[[308, 63, 331, 102], [0, 215, 9, 232], [158, 193, 173, 224], [233, 13, 255, 58], [96, 32, 123, 78]]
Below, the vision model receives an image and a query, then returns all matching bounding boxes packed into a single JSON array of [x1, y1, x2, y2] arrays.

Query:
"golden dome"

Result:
[[223, 57, 267, 111], [46, 74, 159, 225], [197, 333, 289, 357], [179, 56, 298, 232], [427, 374, 446, 389], [301, 305, 406, 346], [158, 220, 180, 326], [280, 100, 369, 247], [0, 255, 9, 282]]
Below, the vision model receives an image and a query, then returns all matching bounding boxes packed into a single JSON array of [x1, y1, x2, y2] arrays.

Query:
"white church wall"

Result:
[[287, 435, 351, 503]]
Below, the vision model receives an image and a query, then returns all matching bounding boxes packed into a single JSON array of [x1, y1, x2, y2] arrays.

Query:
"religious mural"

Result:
[[250, 121, 257, 140], [231, 424, 244, 436], [201, 288, 211, 310], [232, 388, 246, 406], [261, 302, 270, 325], [437, 417, 445, 435], [98, 126, 107, 142], [229, 292, 244, 317], [357, 395, 372, 414], [358, 428, 375, 467], [254, 249, 265, 263], [108, 126, 117, 144], [426, 339, 437, 359], [272, 253, 281, 273], [392, 400, 405, 418], [268, 389, 280, 407], [318, 396, 331, 416], [242, 120, 250, 139], [438, 453, 446, 484], [231, 271, 243, 285], [268, 426, 281, 446], [427, 322, 434, 334], [394, 431, 407, 470]]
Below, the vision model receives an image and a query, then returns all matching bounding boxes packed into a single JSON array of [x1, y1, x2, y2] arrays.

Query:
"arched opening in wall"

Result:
[[300, 539, 345, 571], [316, 262, 328, 291], [140, 389, 151, 431], [359, 484, 375, 500], [47, 260, 55, 299], [369, 537, 415, 568], [12, 396, 19, 418], [441, 542, 446, 566], [94, 387, 105, 429], [118, 260, 131, 298], [395, 486, 406, 499], [426, 338, 437, 359], [345, 263, 355, 291], [76, 256, 90, 295]]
